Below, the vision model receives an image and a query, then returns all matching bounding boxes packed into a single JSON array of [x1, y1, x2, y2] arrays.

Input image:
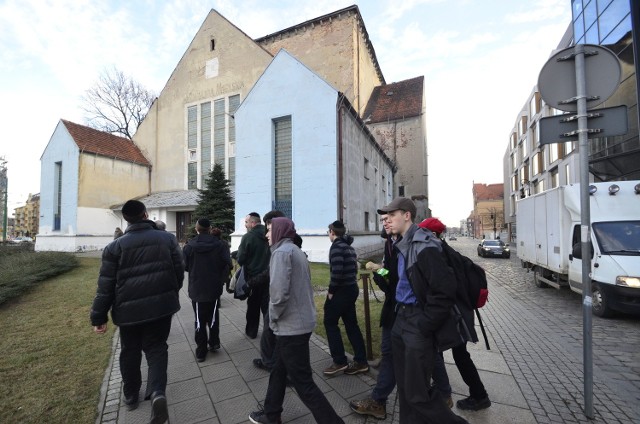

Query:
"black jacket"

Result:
[[237, 224, 270, 279], [395, 224, 463, 350], [90, 220, 184, 327], [373, 231, 399, 328], [183, 233, 232, 302]]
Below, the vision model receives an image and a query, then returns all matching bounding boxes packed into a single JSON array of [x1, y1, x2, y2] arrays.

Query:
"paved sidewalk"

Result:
[[96, 285, 535, 424]]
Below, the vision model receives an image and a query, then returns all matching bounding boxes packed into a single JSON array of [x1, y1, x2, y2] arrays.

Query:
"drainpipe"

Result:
[[337, 96, 344, 221]]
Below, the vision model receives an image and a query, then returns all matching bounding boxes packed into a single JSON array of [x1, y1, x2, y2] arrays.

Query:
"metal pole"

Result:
[[574, 43, 594, 419]]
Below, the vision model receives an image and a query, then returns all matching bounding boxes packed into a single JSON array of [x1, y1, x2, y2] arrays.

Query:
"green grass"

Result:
[[0, 257, 114, 423]]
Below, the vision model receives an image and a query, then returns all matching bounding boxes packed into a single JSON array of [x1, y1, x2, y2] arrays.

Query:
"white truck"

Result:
[[516, 181, 640, 317]]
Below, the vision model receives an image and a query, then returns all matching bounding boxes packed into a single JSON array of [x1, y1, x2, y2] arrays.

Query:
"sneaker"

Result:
[[350, 397, 386, 419], [248, 409, 282, 424], [344, 361, 369, 375], [456, 395, 491, 411], [123, 394, 139, 411], [196, 352, 206, 362], [150, 393, 168, 424], [323, 362, 348, 375], [209, 343, 221, 351], [253, 358, 272, 371]]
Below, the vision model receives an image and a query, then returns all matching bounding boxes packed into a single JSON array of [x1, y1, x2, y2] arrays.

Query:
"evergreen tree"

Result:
[[193, 163, 235, 237]]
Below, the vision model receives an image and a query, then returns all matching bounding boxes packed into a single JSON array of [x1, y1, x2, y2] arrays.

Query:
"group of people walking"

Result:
[[90, 196, 492, 424]]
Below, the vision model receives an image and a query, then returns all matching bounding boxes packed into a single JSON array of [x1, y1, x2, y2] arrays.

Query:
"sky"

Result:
[[0, 0, 572, 228]]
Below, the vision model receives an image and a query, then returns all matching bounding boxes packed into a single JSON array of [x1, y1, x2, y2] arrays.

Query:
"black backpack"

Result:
[[441, 243, 491, 349]]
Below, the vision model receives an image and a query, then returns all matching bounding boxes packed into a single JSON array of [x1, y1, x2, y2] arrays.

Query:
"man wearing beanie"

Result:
[[91, 199, 184, 424], [322, 220, 369, 376], [376, 197, 468, 424], [183, 218, 232, 362]]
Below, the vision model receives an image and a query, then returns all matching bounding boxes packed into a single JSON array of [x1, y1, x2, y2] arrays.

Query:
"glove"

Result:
[[372, 272, 389, 292]]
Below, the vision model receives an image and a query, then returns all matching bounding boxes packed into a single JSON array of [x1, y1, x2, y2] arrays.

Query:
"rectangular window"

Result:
[[530, 92, 541, 116], [382, 175, 386, 194], [213, 99, 225, 167], [551, 168, 559, 188], [228, 95, 240, 188], [54, 162, 62, 231], [565, 141, 574, 155], [187, 106, 197, 149], [565, 163, 572, 185], [273, 116, 292, 218], [188, 162, 197, 189], [228, 156, 236, 194], [519, 115, 528, 137], [201, 101, 211, 186], [511, 153, 516, 171], [364, 158, 369, 179], [510, 132, 517, 150], [398, 185, 405, 197], [364, 211, 370, 231], [549, 143, 560, 163]]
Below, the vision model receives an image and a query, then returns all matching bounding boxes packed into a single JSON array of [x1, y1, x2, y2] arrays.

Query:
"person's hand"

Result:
[[327, 293, 333, 300], [94, 323, 108, 334]]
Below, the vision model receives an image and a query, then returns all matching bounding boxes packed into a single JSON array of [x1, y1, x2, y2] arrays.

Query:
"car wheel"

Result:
[[533, 269, 548, 288], [592, 283, 614, 318]]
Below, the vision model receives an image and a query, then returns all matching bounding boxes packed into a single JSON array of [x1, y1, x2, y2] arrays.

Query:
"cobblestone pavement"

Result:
[[451, 237, 640, 423]]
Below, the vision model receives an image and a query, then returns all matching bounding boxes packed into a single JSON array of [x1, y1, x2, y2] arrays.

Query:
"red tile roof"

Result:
[[473, 183, 504, 201], [362, 76, 424, 123], [61, 120, 151, 166]]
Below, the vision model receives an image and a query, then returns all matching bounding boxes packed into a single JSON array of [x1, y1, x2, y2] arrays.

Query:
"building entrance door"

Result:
[[176, 212, 193, 243]]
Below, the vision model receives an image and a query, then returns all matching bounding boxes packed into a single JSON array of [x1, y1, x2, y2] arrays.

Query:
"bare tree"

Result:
[[82, 67, 156, 140]]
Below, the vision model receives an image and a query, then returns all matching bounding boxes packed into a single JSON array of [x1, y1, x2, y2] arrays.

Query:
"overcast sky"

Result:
[[0, 0, 571, 228]]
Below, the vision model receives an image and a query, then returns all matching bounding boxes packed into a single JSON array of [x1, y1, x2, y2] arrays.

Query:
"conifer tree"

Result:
[[193, 163, 235, 237]]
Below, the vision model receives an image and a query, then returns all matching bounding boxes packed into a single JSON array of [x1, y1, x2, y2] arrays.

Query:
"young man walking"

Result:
[[183, 218, 231, 362], [91, 199, 184, 424], [323, 220, 369, 376], [249, 217, 343, 424], [377, 197, 468, 424]]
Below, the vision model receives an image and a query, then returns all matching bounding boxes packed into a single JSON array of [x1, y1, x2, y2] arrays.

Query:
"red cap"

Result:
[[418, 217, 446, 235]]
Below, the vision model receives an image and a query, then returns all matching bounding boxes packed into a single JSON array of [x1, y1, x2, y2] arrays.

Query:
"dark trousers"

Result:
[[432, 351, 452, 396], [323, 283, 367, 365], [119, 315, 172, 400], [246, 284, 267, 338], [392, 305, 467, 424], [260, 309, 277, 368], [192, 299, 220, 357], [263, 333, 344, 424], [452, 343, 487, 400], [371, 325, 396, 404]]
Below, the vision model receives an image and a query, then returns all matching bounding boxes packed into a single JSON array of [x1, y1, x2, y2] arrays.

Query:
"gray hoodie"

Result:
[[268, 218, 316, 336]]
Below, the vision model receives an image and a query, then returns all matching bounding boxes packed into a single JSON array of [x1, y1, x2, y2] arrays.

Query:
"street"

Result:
[[450, 236, 640, 424]]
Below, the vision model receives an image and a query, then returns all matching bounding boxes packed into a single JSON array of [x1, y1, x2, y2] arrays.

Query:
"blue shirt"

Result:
[[395, 250, 417, 304]]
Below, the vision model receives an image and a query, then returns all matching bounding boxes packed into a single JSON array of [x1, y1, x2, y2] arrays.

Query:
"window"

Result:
[[201, 101, 211, 186], [565, 163, 572, 185], [532, 152, 543, 176], [213, 99, 225, 167], [364, 158, 369, 179], [382, 175, 386, 195], [273, 116, 292, 218], [551, 168, 559, 188], [549, 143, 560, 163], [210, 39, 215, 51], [54, 162, 62, 231], [187, 106, 197, 149], [565, 141, 574, 155], [189, 150, 197, 161], [364, 212, 370, 231], [511, 153, 516, 171], [511, 132, 517, 150], [398, 185, 405, 197], [518, 115, 528, 137], [188, 162, 197, 189]]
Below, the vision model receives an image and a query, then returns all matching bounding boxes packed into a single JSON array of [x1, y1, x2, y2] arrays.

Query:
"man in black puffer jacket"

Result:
[[184, 218, 231, 362], [91, 200, 184, 424]]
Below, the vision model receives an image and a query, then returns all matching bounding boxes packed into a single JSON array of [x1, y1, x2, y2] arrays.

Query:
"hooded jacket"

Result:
[[237, 223, 270, 279], [183, 233, 232, 302], [328, 234, 357, 295], [90, 220, 184, 327], [268, 218, 316, 336], [394, 224, 463, 349]]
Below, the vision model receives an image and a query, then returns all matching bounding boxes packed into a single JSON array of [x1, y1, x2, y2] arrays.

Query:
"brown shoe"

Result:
[[323, 362, 348, 375], [344, 361, 369, 375], [350, 397, 386, 419], [445, 395, 453, 408]]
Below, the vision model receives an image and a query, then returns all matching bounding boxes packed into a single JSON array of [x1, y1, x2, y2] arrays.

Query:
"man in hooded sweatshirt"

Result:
[[322, 220, 369, 376], [183, 218, 231, 362], [249, 217, 343, 424]]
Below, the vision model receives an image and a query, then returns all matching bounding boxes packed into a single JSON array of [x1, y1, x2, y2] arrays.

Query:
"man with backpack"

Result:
[[419, 218, 492, 411], [377, 197, 468, 424]]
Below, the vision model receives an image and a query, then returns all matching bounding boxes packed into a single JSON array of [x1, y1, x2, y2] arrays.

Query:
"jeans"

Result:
[[192, 299, 220, 357], [323, 283, 368, 365], [263, 333, 344, 424], [371, 325, 396, 404], [392, 305, 468, 424], [260, 309, 277, 368], [119, 315, 172, 400]]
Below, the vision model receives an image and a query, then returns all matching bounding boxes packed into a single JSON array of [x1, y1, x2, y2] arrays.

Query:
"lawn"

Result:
[[0, 256, 114, 423]]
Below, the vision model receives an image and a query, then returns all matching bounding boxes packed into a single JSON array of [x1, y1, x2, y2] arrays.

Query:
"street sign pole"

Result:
[[574, 44, 594, 419]]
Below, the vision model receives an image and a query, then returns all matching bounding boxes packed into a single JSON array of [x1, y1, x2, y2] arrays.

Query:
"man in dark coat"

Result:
[[237, 212, 270, 339], [377, 197, 468, 424], [184, 218, 231, 362], [91, 199, 184, 424]]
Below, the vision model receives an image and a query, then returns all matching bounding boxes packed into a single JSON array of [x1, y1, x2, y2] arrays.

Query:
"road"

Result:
[[450, 237, 640, 424]]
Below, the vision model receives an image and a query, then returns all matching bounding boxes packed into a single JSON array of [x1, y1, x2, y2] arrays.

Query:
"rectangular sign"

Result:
[[539, 105, 628, 145]]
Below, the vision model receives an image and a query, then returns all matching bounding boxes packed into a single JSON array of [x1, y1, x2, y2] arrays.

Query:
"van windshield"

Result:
[[592, 221, 640, 255]]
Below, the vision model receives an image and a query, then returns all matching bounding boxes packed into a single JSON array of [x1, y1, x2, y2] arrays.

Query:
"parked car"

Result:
[[449, 235, 457, 241], [10, 236, 33, 244], [477, 239, 510, 258]]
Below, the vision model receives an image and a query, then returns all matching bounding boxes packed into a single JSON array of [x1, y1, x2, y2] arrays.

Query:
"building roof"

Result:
[[61, 120, 151, 166], [473, 183, 504, 201], [112, 190, 201, 210], [255, 4, 385, 85], [362, 76, 424, 124]]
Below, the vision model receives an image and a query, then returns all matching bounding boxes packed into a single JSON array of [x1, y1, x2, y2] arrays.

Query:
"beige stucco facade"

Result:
[[77, 154, 149, 208]]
